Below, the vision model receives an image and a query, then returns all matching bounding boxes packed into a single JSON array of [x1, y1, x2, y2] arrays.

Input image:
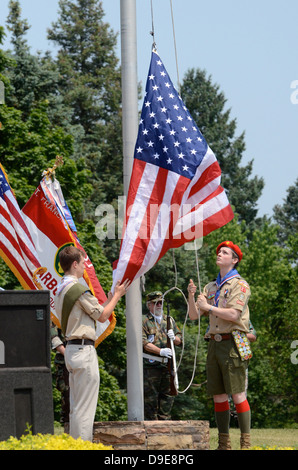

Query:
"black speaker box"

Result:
[[0, 290, 54, 440]]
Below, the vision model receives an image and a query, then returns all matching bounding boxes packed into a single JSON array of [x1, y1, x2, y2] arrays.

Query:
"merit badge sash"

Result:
[[232, 330, 253, 361]]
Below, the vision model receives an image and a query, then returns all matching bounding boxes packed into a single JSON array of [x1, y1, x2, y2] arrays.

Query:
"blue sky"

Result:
[[1, 0, 297, 217]]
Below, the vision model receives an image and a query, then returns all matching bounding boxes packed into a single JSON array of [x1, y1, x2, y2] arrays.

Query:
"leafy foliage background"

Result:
[[0, 1, 297, 427]]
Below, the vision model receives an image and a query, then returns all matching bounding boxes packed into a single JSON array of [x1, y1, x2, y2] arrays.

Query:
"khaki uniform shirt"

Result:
[[199, 276, 250, 334], [55, 276, 104, 341]]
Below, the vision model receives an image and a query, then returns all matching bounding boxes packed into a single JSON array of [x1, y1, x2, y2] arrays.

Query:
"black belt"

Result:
[[67, 339, 95, 346]]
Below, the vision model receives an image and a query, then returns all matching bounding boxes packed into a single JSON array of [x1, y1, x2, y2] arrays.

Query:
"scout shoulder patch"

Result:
[[238, 280, 250, 290], [61, 283, 91, 335]]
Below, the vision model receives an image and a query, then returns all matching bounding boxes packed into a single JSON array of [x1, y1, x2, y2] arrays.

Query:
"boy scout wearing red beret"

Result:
[[188, 241, 252, 450]]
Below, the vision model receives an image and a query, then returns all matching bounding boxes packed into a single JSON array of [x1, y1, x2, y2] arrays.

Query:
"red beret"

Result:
[[216, 241, 243, 262]]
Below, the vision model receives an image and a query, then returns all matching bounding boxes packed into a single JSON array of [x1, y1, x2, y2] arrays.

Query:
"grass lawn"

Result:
[[209, 427, 298, 450], [55, 423, 297, 450]]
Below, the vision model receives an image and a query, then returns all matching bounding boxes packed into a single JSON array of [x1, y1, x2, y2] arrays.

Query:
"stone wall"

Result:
[[93, 420, 209, 450]]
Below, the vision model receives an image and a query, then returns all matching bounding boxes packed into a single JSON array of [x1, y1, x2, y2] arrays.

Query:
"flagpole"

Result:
[[120, 0, 144, 421]]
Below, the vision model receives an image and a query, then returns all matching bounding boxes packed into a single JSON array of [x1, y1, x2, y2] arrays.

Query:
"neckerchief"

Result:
[[214, 269, 239, 307]]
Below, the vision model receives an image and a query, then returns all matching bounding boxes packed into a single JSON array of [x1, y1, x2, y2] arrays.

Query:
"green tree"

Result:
[[47, 0, 123, 214], [239, 223, 298, 427], [0, 26, 15, 96], [273, 178, 298, 252]]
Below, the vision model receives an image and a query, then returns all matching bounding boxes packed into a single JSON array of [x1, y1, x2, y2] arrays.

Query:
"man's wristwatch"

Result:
[[208, 306, 214, 315]]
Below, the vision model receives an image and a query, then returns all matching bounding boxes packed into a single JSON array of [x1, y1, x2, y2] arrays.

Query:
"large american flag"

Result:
[[0, 163, 41, 289], [112, 50, 234, 288]]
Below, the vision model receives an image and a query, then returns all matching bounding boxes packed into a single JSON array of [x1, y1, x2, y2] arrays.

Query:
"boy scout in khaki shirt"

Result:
[[55, 246, 130, 442], [188, 241, 252, 450]]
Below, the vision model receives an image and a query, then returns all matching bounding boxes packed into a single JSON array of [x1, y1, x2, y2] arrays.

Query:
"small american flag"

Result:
[[0, 164, 41, 289], [113, 50, 234, 288]]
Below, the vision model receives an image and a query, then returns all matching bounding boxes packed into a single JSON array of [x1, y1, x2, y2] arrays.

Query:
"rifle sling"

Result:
[[167, 313, 178, 396], [61, 283, 91, 335], [143, 352, 168, 364]]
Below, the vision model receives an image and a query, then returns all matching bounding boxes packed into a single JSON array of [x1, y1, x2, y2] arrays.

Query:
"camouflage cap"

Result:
[[146, 291, 163, 302]]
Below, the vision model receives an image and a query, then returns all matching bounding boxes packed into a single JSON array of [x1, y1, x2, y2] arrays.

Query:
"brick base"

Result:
[[92, 420, 209, 450]]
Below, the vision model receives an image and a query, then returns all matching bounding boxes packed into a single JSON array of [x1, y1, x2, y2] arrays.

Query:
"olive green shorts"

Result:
[[206, 338, 249, 396]]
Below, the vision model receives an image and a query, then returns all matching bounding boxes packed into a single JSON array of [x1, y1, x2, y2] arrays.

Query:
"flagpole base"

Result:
[[91, 420, 210, 450]]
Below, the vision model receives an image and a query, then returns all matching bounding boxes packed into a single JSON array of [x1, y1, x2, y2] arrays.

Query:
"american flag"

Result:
[[112, 50, 234, 288], [0, 163, 41, 289]]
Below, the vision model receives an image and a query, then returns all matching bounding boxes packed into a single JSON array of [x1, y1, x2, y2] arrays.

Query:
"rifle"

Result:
[[166, 302, 178, 396]]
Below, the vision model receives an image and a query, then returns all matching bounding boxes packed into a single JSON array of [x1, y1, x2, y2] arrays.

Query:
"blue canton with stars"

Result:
[[135, 51, 208, 180], [0, 166, 10, 199]]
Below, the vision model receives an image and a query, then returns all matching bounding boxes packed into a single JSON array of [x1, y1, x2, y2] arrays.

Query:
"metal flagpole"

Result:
[[120, 0, 144, 421]]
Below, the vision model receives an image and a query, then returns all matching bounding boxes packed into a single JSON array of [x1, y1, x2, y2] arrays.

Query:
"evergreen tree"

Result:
[[273, 177, 298, 250], [47, 0, 123, 215], [0, 26, 15, 95], [181, 68, 264, 226]]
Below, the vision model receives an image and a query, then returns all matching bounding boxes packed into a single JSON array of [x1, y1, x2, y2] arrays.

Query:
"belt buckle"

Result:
[[214, 334, 222, 342]]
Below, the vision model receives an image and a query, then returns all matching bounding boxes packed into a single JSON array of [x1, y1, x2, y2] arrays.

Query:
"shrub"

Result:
[[0, 432, 112, 450]]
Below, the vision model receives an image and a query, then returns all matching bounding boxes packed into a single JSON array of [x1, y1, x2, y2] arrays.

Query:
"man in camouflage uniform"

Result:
[[142, 291, 182, 420], [51, 323, 70, 425]]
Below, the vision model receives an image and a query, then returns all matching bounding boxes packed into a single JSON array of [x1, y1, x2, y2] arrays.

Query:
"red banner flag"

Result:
[[22, 180, 115, 346]]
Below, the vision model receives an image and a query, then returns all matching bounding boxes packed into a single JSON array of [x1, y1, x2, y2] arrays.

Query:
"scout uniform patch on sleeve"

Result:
[[238, 280, 250, 290]]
